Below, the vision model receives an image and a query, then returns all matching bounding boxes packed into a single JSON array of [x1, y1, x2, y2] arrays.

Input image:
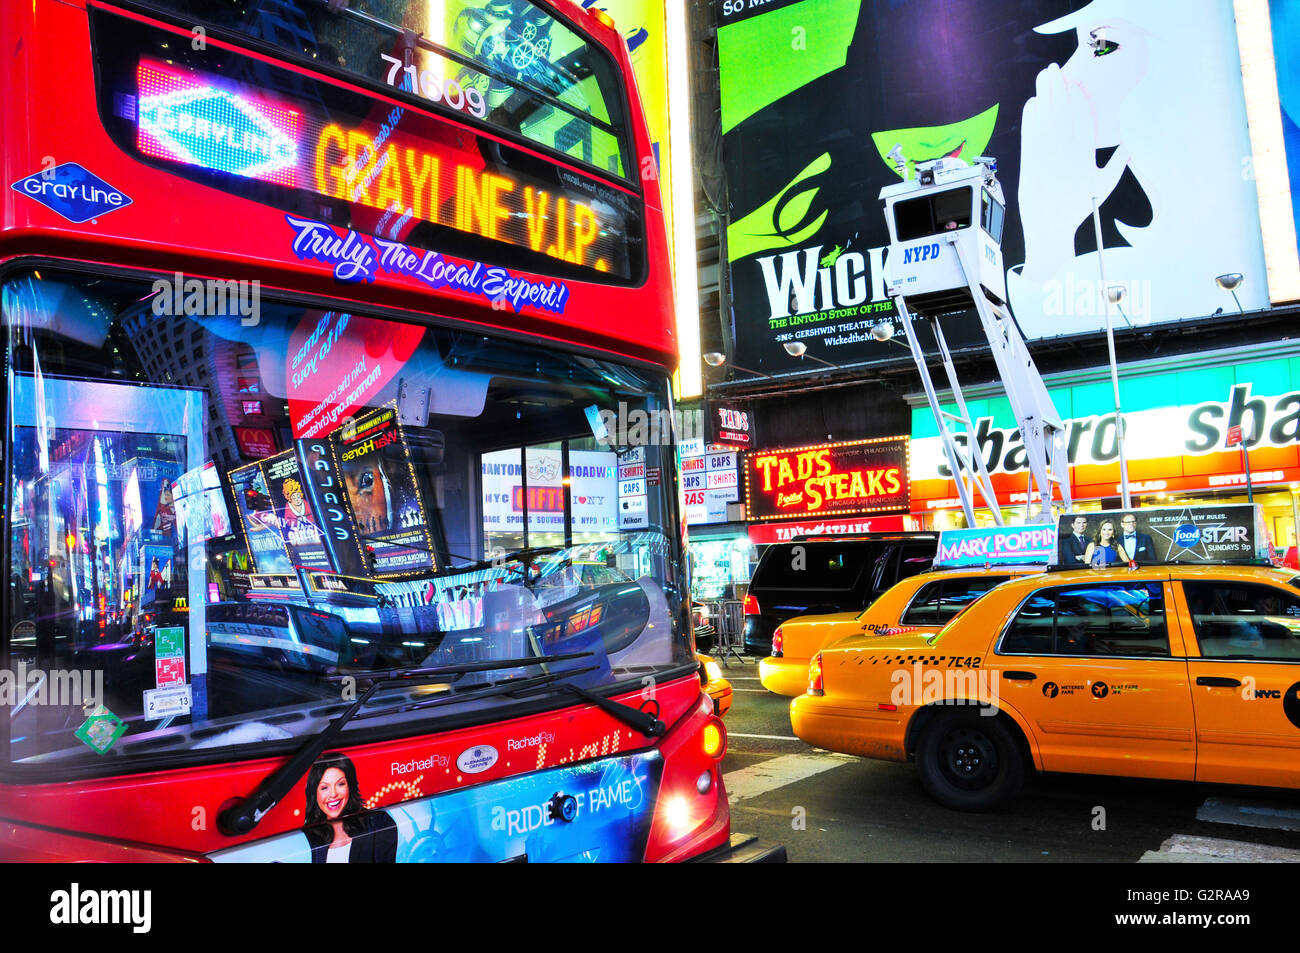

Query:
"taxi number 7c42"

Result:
[[791, 564, 1300, 810]]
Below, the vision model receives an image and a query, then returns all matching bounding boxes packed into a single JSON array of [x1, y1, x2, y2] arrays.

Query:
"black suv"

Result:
[[741, 533, 939, 655]]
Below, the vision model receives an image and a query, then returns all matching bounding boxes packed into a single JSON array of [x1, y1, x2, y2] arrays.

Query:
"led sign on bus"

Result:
[[131, 58, 632, 278], [745, 436, 910, 521], [137, 60, 300, 186]]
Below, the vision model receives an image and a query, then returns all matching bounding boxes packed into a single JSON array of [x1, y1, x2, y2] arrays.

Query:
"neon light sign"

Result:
[[137, 59, 300, 187], [312, 122, 607, 270], [127, 56, 635, 279], [745, 436, 910, 521]]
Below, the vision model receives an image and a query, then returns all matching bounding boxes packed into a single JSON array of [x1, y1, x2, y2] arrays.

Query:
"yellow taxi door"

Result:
[[1175, 578, 1300, 788], [989, 578, 1196, 780]]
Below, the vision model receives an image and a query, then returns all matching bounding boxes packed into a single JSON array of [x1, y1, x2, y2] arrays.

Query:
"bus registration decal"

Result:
[[287, 215, 571, 315]]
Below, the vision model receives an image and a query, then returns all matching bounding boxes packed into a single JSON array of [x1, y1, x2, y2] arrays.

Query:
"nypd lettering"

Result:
[[902, 242, 941, 265]]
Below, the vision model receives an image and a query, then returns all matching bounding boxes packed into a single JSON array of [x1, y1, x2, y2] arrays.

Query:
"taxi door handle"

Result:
[[1196, 676, 1241, 688], [1003, 671, 1037, 681]]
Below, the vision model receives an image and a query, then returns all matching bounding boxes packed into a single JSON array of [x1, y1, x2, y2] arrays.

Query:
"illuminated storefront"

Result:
[[909, 346, 1300, 551], [680, 437, 751, 599]]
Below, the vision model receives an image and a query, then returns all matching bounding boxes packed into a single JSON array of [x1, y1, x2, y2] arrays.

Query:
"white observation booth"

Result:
[[878, 154, 1069, 527], [880, 156, 1007, 314]]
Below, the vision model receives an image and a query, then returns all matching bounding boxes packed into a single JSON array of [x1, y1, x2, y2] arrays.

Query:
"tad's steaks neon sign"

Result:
[[746, 437, 910, 521]]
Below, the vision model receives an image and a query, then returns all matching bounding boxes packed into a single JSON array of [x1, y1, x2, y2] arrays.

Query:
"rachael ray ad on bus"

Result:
[[744, 436, 910, 522], [210, 749, 662, 863]]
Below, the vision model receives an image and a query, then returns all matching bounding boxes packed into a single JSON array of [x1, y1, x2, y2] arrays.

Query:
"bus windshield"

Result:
[[3, 268, 692, 771]]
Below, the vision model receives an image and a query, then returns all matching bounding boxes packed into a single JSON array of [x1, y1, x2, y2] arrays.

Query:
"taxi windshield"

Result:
[[2, 269, 691, 771]]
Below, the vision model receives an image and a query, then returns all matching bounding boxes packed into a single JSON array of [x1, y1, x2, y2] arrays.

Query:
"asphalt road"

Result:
[[718, 655, 1300, 865]]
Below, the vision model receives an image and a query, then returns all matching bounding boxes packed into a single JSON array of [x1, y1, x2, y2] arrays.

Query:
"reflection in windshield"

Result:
[[3, 271, 690, 766], [134, 0, 631, 181]]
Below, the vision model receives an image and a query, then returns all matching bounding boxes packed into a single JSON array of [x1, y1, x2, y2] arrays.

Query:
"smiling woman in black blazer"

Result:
[[304, 753, 398, 863]]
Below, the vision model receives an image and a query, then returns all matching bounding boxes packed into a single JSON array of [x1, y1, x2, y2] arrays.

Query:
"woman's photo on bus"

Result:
[[304, 753, 397, 863]]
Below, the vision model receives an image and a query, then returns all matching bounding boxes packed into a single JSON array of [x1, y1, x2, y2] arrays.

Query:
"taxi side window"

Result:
[[901, 576, 1010, 626], [901, 581, 945, 625], [1182, 582, 1300, 661], [999, 583, 1169, 657]]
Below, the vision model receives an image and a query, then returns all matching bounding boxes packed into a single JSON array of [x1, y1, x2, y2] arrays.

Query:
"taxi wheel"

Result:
[[917, 710, 1024, 812]]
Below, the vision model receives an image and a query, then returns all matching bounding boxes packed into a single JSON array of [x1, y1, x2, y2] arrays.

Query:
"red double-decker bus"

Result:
[[1, 0, 779, 862]]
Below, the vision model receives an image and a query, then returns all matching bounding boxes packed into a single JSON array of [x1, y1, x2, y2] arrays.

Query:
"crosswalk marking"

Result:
[[1139, 833, 1300, 863], [1196, 797, 1300, 833], [1141, 795, 1300, 862], [726, 732, 802, 741], [723, 752, 855, 803]]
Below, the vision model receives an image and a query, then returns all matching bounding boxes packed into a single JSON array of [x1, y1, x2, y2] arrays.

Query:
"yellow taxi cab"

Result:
[[759, 565, 1044, 697], [698, 653, 732, 717], [792, 546, 1300, 810]]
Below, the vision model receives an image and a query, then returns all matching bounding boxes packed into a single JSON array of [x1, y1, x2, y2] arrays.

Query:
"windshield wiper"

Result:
[[511, 679, 666, 738], [353, 665, 602, 721], [217, 651, 592, 836]]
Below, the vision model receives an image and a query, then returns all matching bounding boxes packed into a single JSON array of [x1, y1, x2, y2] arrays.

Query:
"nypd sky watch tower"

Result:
[[879, 151, 1072, 526]]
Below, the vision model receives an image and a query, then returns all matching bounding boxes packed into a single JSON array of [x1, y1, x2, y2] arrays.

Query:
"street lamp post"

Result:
[[1216, 273, 1246, 314], [1093, 196, 1132, 509], [781, 341, 838, 368], [702, 352, 774, 380]]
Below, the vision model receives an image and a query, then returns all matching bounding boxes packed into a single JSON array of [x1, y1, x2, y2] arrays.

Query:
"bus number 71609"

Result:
[[380, 52, 488, 120]]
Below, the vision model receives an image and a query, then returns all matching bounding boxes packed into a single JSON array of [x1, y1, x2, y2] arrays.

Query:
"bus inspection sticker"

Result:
[[155, 656, 186, 688], [456, 745, 499, 774], [143, 685, 193, 721], [11, 163, 133, 223], [75, 705, 128, 755], [154, 626, 185, 659]]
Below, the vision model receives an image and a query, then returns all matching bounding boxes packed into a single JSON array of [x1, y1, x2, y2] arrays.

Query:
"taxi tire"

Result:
[[916, 709, 1024, 812]]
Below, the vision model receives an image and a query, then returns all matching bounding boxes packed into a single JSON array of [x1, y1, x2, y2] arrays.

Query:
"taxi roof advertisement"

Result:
[[1053, 505, 1269, 568], [934, 525, 1056, 568]]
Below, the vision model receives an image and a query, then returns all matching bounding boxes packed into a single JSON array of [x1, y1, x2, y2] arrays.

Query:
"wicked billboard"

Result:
[[718, 0, 1269, 375]]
